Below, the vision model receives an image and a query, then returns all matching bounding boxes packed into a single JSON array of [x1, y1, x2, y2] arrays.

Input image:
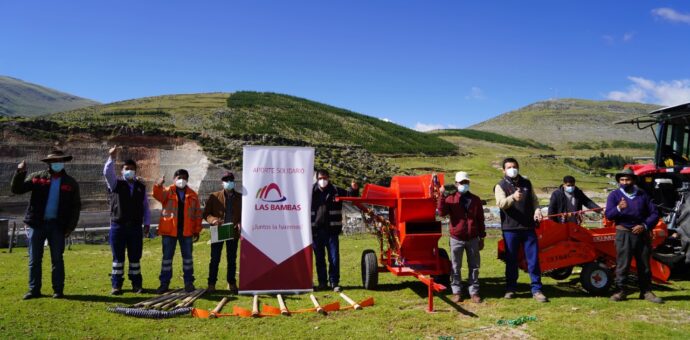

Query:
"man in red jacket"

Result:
[[438, 171, 486, 303]]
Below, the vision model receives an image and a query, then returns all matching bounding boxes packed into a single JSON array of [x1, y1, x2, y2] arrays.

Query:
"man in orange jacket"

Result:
[[153, 169, 203, 293]]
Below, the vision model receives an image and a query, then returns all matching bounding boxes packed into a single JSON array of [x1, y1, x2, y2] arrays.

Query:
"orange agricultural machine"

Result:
[[497, 217, 672, 294], [338, 174, 451, 312]]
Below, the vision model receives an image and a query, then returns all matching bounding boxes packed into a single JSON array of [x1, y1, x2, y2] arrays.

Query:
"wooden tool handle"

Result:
[[277, 294, 289, 316], [340, 292, 362, 310], [252, 295, 260, 316], [310, 294, 325, 314]]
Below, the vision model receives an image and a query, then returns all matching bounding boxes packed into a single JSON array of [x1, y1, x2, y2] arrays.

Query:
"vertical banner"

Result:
[[239, 146, 314, 294]]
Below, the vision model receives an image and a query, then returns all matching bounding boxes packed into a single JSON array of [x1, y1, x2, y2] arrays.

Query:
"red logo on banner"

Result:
[[256, 183, 287, 202]]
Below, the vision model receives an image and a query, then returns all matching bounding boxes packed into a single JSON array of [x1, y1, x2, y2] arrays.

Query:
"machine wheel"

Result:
[[579, 262, 613, 295], [547, 267, 574, 280], [361, 249, 379, 290], [432, 248, 451, 288]]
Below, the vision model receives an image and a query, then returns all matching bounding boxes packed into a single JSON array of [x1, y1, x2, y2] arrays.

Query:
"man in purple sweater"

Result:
[[605, 168, 663, 304]]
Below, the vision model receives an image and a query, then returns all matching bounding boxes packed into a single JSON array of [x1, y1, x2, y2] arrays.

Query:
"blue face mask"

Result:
[[564, 185, 575, 193], [223, 181, 235, 191], [457, 184, 470, 194], [50, 163, 64, 172], [123, 169, 136, 180]]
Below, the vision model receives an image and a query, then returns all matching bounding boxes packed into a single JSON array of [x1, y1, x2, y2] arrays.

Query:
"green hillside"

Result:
[[51, 91, 458, 155], [470, 98, 661, 146], [0, 76, 99, 117], [428, 128, 553, 150]]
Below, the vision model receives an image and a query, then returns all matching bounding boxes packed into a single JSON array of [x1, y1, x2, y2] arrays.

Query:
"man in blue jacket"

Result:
[[605, 168, 663, 304], [104, 145, 150, 295]]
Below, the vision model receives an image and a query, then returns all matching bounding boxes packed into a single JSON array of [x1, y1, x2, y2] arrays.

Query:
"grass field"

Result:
[[2, 229, 690, 339]]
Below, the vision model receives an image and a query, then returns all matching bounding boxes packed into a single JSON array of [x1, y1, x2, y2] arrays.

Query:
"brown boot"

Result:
[[451, 294, 463, 303], [610, 290, 627, 302], [640, 291, 663, 304], [470, 294, 482, 304]]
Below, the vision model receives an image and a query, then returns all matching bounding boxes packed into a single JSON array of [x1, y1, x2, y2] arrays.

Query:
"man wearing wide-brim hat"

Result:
[[11, 148, 81, 300], [605, 168, 662, 304]]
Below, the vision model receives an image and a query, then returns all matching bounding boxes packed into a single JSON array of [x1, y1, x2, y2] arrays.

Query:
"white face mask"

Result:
[[123, 169, 136, 180], [505, 168, 519, 178], [175, 179, 188, 189], [457, 184, 470, 194], [318, 179, 329, 188]]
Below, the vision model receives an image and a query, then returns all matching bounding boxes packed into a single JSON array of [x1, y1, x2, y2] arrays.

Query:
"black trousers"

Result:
[[614, 229, 652, 292]]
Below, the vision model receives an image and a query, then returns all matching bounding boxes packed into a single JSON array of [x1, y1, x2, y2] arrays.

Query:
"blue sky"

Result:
[[2, 1, 690, 130]]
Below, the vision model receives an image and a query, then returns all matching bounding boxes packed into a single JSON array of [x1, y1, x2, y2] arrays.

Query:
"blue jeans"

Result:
[[159, 235, 194, 285], [27, 221, 65, 294], [109, 223, 143, 288], [208, 239, 239, 285], [502, 229, 543, 294], [313, 228, 340, 286]]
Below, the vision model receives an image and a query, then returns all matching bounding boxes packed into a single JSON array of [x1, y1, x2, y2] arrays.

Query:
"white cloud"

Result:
[[606, 77, 690, 106], [652, 7, 690, 24], [602, 32, 634, 44], [465, 86, 486, 100], [380, 118, 393, 123], [623, 32, 635, 42], [414, 122, 445, 132]]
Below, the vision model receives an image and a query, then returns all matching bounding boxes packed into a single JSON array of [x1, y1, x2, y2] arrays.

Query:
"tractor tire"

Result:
[[361, 249, 379, 290], [432, 248, 451, 289], [547, 267, 574, 280], [579, 262, 613, 295]]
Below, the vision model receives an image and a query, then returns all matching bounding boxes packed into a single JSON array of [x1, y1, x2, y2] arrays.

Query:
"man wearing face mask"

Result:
[[438, 171, 485, 303], [311, 169, 345, 292], [494, 157, 548, 303], [548, 176, 600, 224], [605, 168, 662, 304], [153, 169, 203, 293], [12, 148, 81, 300], [203, 172, 242, 294], [103, 145, 150, 295]]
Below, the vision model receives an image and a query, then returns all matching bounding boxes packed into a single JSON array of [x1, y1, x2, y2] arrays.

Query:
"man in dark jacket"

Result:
[[104, 145, 150, 295], [494, 157, 548, 302], [11, 148, 81, 300], [203, 171, 242, 294], [311, 169, 344, 292], [345, 179, 360, 197], [438, 171, 485, 303], [606, 168, 663, 304], [548, 175, 600, 224]]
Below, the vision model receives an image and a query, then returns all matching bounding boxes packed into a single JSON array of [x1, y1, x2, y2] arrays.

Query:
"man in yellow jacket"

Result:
[[153, 169, 203, 293]]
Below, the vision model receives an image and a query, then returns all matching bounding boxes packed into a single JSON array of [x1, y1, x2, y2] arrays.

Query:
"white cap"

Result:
[[455, 171, 470, 183]]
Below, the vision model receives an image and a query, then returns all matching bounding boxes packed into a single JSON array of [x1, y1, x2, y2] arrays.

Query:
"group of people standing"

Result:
[[12, 146, 352, 299], [11, 147, 663, 305], [438, 157, 663, 304]]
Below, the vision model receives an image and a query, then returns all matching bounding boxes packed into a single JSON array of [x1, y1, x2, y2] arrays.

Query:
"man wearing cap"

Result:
[[11, 148, 81, 300], [103, 145, 150, 295], [548, 175, 600, 224], [153, 169, 203, 293], [438, 171, 485, 303], [202, 171, 242, 294], [494, 157, 548, 302], [606, 168, 663, 303]]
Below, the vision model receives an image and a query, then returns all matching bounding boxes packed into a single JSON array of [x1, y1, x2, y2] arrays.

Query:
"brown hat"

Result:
[[615, 168, 636, 181], [41, 149, 73, 163], [221, 171, 235, 181]]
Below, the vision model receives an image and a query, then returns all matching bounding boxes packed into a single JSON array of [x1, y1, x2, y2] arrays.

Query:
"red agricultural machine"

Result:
[[497, 218, 671, 295], [338, 174, 451, 312]]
